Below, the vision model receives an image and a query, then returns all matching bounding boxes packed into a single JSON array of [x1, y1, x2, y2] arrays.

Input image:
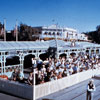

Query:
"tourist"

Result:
[[72, 64, 78, 74], [32, 58, 37, 68], [68, 66, 73, 75], [28, 72, 33, 85], [62, 67, 68, 77], [11, 68, 18, 81], [57, 72, 62, 79], [34, 52, 100, 85], [17, 69, 24, 82], [86, 79, 96, 100]]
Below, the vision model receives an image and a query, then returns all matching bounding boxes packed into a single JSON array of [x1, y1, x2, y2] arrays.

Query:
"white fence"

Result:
[[35, 69, 100, 99]]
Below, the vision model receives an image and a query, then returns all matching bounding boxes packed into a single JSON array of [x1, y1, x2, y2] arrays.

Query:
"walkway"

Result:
[[0, 92, 26, 100], [38, 78, 100, 100]]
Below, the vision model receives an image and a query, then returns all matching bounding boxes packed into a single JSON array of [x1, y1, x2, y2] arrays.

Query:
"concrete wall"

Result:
[[35, 69, 100, 99], [0, 79, 33, 100]]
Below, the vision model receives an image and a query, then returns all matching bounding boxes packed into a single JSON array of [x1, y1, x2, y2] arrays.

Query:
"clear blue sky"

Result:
[[0, 0, 100, 33]]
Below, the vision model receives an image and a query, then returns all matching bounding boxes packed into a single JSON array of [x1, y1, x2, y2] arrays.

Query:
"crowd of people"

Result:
[[33, 53, 100, 85], [9, 52, 100, 86], [10, 68, 33, 86]]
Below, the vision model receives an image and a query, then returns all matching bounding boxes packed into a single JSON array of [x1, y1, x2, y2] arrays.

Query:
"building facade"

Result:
[[32, 25, 88, 41]]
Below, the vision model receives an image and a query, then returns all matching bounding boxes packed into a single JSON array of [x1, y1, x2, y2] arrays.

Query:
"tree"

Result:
[[0, 22, 4, 39], [84, 25, 100, 44], [0, 22, 3, 30], [18, 23, 34, 41], [96, 25, 100, 32]]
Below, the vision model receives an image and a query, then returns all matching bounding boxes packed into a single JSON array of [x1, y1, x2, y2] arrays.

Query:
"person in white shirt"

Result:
[[86, 79, 96, 100], [17, 69, 24, 82], [32, 58, 37, 68]]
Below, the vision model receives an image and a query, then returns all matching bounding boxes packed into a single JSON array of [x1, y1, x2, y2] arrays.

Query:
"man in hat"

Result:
[[86, 79, 96, 100]]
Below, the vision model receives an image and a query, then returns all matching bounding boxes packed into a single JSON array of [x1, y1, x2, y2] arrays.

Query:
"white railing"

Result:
[[35, 69, 100, 99]]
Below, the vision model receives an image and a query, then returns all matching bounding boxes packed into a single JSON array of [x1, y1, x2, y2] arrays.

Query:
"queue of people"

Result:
[[33, 53, 100, 85]]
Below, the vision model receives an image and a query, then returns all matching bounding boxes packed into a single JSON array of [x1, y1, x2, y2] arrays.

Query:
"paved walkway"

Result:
[[38, 78, 100, 100], [0, 92, 26, 100]]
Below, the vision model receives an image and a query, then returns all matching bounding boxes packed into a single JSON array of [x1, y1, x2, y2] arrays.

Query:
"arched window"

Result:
[[86, 50, 89, 53], [44, 32, 47, 35], [48, 32, 51, 35], [57, 32, 59, 35], [70, 52, 76, 57], [59, 53, 67, 58], [53, 32, 55, 35], [33, 50, 36, 53]]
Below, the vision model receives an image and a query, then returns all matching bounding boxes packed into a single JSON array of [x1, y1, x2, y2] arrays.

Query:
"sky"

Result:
[[0, 0, 100, 33]]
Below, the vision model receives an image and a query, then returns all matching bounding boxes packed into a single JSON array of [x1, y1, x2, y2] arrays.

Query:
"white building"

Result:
[[32, 25, 88, 41]]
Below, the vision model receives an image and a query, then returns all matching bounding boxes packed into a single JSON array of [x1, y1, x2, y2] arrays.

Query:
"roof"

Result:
[[48, 40, 100, 49], [0, 41, 49, 51], [0, 40, 100, 52]]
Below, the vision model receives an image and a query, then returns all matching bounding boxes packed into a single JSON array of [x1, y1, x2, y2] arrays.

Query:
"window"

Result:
[[48, 32, 51, 35], [44, 32, 47, 35], [34, 50, 36, 53], [53, 32, 55, 35], [57, 32, 60, 35]]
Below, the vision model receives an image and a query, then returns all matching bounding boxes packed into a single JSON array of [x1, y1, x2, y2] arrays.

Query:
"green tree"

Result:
[[84, 25, 100, 44], [0, 22, 4, 39], [18, 23, 34, 41]]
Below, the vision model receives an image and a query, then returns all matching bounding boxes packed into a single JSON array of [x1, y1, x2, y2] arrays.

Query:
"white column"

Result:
[[19, 52, 24, 73], [0, 52, 6, 75], [0, 53, 3, 75], [22, 54, 24, 73], [37, 50, 39, 58], [33, 69, 35, 100], [89, 49, 91, 56], [3, 52, 6, 74]]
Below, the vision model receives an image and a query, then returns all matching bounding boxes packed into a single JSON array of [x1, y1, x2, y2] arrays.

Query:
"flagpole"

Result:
[[16, 20, 18, 41], [56, 23, 58, 59], [4, 19, 6, 41]]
